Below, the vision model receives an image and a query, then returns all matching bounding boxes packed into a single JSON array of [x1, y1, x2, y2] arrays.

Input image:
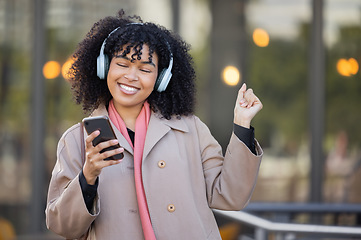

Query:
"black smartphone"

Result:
[[82, 116, 124, 160]]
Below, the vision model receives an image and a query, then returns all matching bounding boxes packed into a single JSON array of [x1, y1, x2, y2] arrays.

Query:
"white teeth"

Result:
[[120, 84, 137, 92]]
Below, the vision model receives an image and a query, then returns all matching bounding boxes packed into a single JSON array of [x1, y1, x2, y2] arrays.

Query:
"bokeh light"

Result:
[[62, 58, 75, 81], [252, 28, 270, 47], [348, 58, 359, 75], [43, 61, 61, 79], [222, 66, 241, 86], [337, 58, 359, 77]]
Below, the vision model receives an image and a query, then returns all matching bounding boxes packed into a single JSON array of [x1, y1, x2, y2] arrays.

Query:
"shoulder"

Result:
[[55, 122, 84, 172], [158, 113, 211, 136], [181, 115, 211, 134], [57, 123, 82, 154], [60, 123, 82, 142]]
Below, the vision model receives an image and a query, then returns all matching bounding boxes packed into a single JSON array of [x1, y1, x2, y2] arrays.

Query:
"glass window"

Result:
[[323, 0, 361, 204]]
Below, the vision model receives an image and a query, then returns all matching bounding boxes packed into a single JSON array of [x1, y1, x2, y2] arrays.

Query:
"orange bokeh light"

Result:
[[348, 58, 359, 75], [253, 28, 269, 47], [43, 61, 61, 79], [62, 58, 75, 81], [337, 58, 359, 77]]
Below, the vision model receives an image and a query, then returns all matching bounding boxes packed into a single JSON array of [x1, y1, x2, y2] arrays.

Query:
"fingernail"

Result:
[[112, 139, 118, 144]]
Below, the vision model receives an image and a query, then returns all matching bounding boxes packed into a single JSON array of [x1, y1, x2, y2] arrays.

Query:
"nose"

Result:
[[124, 66, 139, 81]]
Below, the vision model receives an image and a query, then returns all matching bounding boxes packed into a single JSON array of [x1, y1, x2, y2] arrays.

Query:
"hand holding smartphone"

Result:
[[82, 116, 124, 160]]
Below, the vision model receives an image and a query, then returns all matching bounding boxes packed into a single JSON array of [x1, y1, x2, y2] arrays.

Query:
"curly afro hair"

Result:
[[69, 9, 196, 120]]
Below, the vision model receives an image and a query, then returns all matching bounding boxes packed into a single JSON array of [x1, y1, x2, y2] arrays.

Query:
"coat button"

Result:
[[158, 160, 166, 168], [167, 204, 175, 212]]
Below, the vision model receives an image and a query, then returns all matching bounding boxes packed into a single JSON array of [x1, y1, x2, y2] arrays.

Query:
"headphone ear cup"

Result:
[[97, 54, 109, 79], [154, 69, 166, 91], [155, 67, 172, 92], [97, 54, 105, 79], [103, 54, 109, 79]]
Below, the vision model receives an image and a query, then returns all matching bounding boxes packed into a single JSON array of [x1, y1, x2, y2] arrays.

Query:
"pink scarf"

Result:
[[108, 100, 156, 240]]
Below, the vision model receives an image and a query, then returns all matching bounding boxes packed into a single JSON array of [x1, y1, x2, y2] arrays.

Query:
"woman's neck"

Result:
[[113, 102, 144, 131]]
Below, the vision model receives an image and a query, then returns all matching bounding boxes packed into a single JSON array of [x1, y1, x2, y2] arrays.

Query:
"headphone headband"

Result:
[[96, 23, 173, 92], [99, 27, 121, 56]]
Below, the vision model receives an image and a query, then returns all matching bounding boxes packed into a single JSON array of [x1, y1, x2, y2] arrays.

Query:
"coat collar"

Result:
[[143, 112, 189, 159], [90, 104, 189, 158]]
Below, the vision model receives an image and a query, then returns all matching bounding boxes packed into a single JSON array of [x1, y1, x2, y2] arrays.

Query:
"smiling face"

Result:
[[107, 44, 158, 114]]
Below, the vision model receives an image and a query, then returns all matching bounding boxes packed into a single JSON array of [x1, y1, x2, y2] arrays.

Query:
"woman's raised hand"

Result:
[[233, 83, 263, 129]]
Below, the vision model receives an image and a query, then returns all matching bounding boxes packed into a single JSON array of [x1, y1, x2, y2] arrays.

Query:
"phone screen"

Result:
[[82, 116, 124, 160]]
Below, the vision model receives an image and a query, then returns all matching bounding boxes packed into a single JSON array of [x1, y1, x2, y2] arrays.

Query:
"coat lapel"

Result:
[[143, 113, 189, 160]]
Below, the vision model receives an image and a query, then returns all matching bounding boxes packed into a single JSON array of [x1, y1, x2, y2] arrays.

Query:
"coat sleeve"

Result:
[[45, 123, 100, 239], [194, 117, 263, 211]]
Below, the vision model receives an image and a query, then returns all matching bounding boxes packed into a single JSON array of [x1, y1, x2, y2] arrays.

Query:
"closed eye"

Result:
[[140, 69, 152, 73], [116, 63, 128, 68]]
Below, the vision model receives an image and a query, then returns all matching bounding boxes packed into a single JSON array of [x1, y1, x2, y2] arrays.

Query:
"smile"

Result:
[[118, 83, 139, 93]]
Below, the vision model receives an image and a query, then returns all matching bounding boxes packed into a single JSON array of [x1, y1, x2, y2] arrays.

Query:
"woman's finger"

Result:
[[99, 147, 124, 161], [94, 139, 119, 152], [85, 130, 100, 148], [236, 83, 247, 102], [244, 88, 259, 108], [244, 88, 254, 101]]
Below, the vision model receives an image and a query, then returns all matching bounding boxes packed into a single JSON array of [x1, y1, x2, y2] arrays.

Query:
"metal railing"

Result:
[[214, 208, 361, 239], [244, 202, 361, 214]]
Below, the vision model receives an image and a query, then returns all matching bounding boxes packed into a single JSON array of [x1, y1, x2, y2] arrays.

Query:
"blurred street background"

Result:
[[1, 0, 361, 239]]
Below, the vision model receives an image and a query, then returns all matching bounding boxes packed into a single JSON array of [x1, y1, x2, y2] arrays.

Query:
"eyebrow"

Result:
[[115, 55, 156, 67]]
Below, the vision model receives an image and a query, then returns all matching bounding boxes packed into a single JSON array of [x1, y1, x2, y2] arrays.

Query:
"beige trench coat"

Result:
[[46, 105, 263, 240]]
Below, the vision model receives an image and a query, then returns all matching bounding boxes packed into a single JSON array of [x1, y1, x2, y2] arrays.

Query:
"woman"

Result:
[[46, 9, 263, 240]]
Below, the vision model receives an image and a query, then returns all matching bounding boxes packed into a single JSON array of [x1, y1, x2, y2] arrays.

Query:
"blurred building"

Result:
[[1, 0, 361, 238]]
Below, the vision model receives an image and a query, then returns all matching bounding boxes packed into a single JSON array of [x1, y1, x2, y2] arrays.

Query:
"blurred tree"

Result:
[[326, 24, 361, 149]]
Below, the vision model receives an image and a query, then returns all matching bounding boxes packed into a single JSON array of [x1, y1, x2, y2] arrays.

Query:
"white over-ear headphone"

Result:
[[96, 24, 173, 92], [96, 27, 120, 80]]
